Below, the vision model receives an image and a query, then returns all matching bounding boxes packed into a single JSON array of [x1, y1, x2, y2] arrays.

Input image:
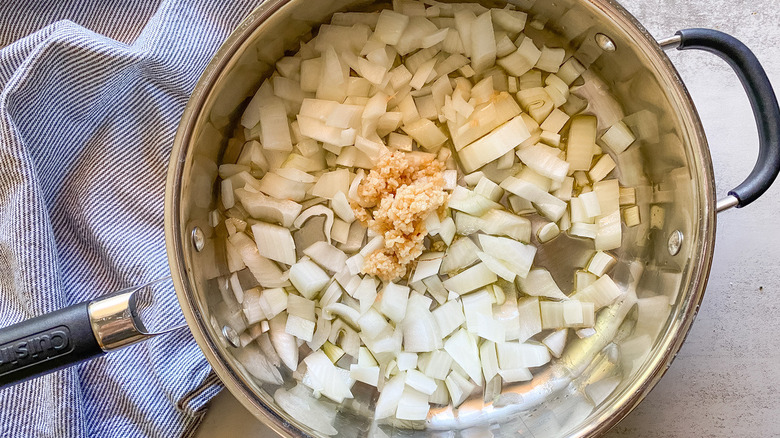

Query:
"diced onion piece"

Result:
[[566, 115, 597, 171], [378, 282, 411, 323], [303, 350, 354, 403], [542, 329, 568, 358], [294, 205, 334, 244], [558, 57, 586, 85], [359, 308, 392, 343], [595, 210, 622, 250], [419, 349, 453, 380], [470, 11, 496, 73], [475, 313, 506, 343], [537, 222, 560, 243], [478, 234, 537, 279], [496, 341, 551, 369], [440, 237, 480, 273], [473, 177, 503, 201], [235, 188, 302, 228], [458, 115, 531, 173], [375, 372, 406, 419], [450, 93, 521, 149], [311, 168, 350, 199], [402, 293, 442, 353], [442, 262, 497, 295], [622, 205, 641, 227], [448, 186, 503, 216], [479, 340, 500, 383], [409, 57, 437, 90], [516, 297, 541, 342], [432, 300, 466, 338], [249, 222, 295, 266], [260, 97, 293, 151], [588, 251, 616, 277], [589, 154, 616, 182], [516, 87, 554, 123], [444, 328, 483, 385], [228, 234, 285, 288], [402, 118, 448, 150], [601, 121, 636, 154], [491, 9, 527, 34], [516, 268, 568, 300], [570, 222, 597, 239], [257, 172, 309, 202], [540, 108, 570, 133], [445, 370, 476, 408], [579, 191, 602, 218], [439, 217, 456, 246], [461, 289, 492, 334], [540, 301, 595, 329], [500, 176, 567, 221], [286, 295, 316, 342], [499, 367, 533, 383], [396, 386, 430, 421], [406, 369, 437, 395], [269, 314, 299, 371], [396, 352, 418, 372], [570, 274, 623, 310], [497, 37, 540, 76], [478, 210, 531, 243], [350, 364, 380, 387], [411, 252, 444, 283], [374, 9, 410, 45], [516, 143, 570, 182], [575, 270, 598, 292], [304, 241, 347, 273], [289, 259, 330, 299], [476, 251, 516, 282], [535, 45, 565, 72]]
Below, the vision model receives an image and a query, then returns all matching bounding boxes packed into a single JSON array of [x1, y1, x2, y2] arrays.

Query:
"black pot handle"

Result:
[[0, 302, 104, 387], [0, 281, 171, 388], [672, 28, 780, 209]]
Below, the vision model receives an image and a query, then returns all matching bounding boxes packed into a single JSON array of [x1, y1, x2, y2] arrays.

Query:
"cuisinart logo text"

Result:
[[0, 327, 71, 374]]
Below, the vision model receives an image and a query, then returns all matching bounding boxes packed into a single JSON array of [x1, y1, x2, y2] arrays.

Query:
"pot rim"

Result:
[[164, 1, 716, 436]]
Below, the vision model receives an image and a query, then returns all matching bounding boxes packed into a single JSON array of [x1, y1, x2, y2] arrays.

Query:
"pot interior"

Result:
[[167, 0, 716, 436]]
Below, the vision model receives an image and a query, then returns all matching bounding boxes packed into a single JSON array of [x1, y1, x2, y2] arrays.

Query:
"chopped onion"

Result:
[[289, 259, 330, 299], [229, 232, 288, 287], [445, 370, 476, 408], [442, 262, 498, 295], [304, 241, 348, 273], [478, 234, 537, 279], [432, 299, 466, 338], [444, 328, 483, 385], [458, 115, 531, 173], [378, 282, 411, 323], [375, 372, 407, 419]]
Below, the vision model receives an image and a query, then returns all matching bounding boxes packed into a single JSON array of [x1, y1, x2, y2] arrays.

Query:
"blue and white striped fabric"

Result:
[[0, 1, 258, 436]]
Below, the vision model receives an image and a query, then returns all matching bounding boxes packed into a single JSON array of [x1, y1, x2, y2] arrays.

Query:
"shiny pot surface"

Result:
[[164, 0, 776, 436]]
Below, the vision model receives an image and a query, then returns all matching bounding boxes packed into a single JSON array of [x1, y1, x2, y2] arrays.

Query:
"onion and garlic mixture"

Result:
[[214, 0, 642, 430]]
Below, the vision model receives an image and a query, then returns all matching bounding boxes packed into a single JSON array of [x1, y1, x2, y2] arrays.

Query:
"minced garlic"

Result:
[[351, 151, 448, 281]]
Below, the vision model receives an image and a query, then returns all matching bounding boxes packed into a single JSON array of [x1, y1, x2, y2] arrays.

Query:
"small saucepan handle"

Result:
[[665, 28, 780, 211], [0, 302, 104, 387], [0, 282, 169, 388]]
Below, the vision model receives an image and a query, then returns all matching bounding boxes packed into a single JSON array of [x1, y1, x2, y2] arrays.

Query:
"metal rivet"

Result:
[[667, 230, 683, 256], [222, 325, 240, 348], [595, 33, 617, 52], [191, 227, 205, 252]]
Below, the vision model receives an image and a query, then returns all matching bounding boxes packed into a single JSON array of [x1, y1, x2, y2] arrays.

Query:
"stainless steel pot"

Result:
[[1, 0, 778, 437]]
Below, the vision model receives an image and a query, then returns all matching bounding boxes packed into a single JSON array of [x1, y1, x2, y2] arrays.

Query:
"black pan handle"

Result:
[[0, 284, 160, 388], [0, 302, 103, 387], [672, 28, 780, 209]]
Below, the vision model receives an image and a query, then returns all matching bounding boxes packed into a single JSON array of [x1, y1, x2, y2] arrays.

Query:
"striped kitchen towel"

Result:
[[0, 0, 258, 436]]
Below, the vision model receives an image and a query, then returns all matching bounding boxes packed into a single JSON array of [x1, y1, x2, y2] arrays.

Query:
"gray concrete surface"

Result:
[[195, 0, 780, 436]]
